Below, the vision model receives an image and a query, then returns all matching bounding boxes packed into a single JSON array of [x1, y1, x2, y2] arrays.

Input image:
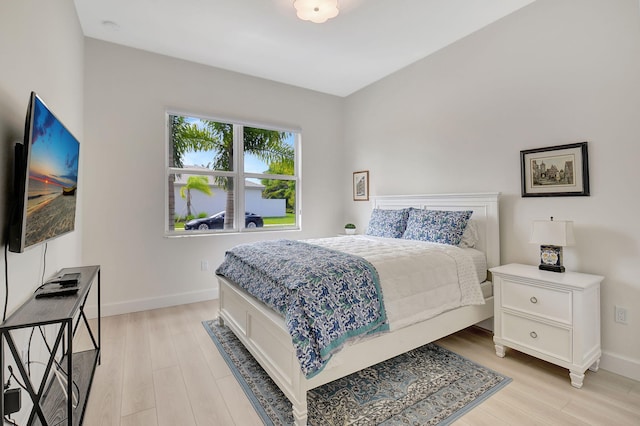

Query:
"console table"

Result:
[[0, 265, 101, 425]]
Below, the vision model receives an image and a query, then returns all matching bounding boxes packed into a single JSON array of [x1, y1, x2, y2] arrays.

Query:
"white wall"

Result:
[[82, 39, 344, 316], [344, 0, 640, 380], [0, 0, 84, 421], [0, 0, 84, 321], [245, 189, 286, 218], [174, 185, 286, 219]]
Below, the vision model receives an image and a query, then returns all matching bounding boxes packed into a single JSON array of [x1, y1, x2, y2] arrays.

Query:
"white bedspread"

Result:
[[306, 235, 486, 331]]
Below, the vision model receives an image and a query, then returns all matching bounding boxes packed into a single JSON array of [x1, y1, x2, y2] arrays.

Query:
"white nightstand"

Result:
[[490, 263, 603, 388]]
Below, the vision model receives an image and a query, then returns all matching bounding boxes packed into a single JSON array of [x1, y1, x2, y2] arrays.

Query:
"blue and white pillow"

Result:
[[402, 209, 473, 246], [366, 208, 410, 238]]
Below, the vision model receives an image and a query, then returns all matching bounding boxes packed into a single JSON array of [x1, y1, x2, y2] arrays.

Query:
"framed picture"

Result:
[[521, 142, 590, 197], [353, 170, 369, 201]]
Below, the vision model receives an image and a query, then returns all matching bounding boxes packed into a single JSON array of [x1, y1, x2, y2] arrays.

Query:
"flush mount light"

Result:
[[293, 0, 339, 24]]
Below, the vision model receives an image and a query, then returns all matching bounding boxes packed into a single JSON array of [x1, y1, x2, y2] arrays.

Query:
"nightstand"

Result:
[[490, 263, 603, 388]]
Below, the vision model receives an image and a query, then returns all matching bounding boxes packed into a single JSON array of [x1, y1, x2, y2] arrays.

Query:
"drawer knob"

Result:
[[530, 331, 538, 339], [530, 296, 538, 304]]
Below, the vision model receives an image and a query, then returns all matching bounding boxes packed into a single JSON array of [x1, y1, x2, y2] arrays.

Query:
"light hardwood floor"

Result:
[[78, 300, 640, 425]]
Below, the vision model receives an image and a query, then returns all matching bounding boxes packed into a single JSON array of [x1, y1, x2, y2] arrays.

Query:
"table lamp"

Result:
[[530, 217, 575, 272]]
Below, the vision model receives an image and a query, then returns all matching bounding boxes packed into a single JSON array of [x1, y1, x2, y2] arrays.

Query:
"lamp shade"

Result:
[[530, 219, 575, 246]]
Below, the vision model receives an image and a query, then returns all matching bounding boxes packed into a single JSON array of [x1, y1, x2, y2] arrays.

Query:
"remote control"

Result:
[[35, 286, 79, 298]]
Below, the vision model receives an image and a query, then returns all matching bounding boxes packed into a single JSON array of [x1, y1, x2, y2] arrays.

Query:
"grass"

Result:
[[263, 213, 296, 226]]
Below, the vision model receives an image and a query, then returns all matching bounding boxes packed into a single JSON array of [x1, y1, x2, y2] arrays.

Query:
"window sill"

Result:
[[164, 226, 301, 238]]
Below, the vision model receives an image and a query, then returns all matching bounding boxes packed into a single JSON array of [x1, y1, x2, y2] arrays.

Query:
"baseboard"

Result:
[[83, 288, 218, 318], [600, 349, 640, 381]]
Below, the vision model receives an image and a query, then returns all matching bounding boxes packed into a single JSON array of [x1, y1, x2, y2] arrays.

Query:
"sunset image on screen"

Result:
[[24, 96, 79, 247]]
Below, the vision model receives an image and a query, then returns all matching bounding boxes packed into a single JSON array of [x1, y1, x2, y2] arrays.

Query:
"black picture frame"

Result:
[[521, 142, 590, 197]]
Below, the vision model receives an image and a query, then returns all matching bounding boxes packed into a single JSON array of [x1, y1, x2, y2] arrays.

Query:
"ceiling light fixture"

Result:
[[293, 0, 339, 24]]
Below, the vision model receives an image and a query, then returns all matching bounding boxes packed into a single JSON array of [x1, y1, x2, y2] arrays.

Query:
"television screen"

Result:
[[8, 92, 80, 253]]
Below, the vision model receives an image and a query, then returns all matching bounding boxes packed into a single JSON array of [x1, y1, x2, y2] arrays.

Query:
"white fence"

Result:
[[173, 181, 285, 219]]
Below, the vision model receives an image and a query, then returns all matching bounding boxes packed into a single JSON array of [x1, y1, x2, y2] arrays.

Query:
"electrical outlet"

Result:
[[201, 260, 209, 271], [614, 306, 628, 324]]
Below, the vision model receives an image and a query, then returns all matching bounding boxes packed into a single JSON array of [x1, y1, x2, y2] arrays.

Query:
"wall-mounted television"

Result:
[[8, 92, 80, 253]]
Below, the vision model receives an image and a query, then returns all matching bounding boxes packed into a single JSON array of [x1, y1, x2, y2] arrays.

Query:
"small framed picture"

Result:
[[521, 142, 590, 197], [353, 170, 369, 201]]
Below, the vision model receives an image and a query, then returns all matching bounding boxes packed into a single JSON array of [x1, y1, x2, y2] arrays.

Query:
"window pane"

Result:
[[169, 115, 233, 171], [170, 172, 235, 231], [167, 112, 300, 235], [246, 178, 297, 228], [244, 127, 295, 176]]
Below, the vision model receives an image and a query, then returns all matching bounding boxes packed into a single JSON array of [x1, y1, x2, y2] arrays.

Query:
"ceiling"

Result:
[[74, 0, 536, 97]]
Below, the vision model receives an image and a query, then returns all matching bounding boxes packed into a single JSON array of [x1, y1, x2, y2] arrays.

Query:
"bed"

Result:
[[216, 192, 500, 425]]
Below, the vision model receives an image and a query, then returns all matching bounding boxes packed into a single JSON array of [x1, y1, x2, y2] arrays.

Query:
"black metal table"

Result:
[[0, 265, 101, 425]]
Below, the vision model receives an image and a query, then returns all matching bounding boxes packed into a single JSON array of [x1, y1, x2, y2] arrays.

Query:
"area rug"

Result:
[[203, 319, 511, 425]]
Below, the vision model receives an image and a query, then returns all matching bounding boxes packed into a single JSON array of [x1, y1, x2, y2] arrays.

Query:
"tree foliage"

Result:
[[170, 116, 215, 168], [261, 160, 296, 213], [179, 175, 213, 218]]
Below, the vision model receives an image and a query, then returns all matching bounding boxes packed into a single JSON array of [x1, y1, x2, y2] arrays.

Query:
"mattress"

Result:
[[305, 235, 488, 331]]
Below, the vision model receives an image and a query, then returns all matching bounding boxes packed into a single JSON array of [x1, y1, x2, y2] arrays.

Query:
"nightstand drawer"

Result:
[[502, 279, 572, 324], [502, 312, 571, 362]]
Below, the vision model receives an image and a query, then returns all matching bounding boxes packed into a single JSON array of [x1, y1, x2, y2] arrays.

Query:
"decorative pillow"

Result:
[[458, 220, 479, 248], [402, 209, 473, 246], [365, 208, 410, 238]]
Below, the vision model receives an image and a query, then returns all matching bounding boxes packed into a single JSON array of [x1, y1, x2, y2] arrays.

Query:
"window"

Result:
[[166, 113, 300, 234]]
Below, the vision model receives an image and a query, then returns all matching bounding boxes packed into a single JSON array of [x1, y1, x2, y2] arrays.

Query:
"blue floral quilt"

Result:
[[215, 239, 388, 378]]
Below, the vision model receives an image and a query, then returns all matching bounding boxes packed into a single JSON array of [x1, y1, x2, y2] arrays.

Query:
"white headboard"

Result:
[[371, 193, 501, 269]]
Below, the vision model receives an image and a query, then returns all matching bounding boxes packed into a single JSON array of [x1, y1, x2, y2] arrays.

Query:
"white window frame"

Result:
[[165, 111, 301, 236]]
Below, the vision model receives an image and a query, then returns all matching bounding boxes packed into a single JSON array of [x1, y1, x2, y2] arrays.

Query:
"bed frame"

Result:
[[217, 192, 500, 425]]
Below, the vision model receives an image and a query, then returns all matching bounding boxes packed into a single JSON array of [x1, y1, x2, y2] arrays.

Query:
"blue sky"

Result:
[[29, 95, 80, 188]]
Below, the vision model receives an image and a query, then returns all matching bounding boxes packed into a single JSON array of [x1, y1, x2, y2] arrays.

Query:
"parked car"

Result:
[[184, 211, 264, 230]]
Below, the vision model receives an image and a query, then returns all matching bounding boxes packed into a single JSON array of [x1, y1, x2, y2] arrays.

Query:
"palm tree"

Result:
[[169, 116, 293, 229], [179, 175, 213, 218], [168, 116, 215, 229]]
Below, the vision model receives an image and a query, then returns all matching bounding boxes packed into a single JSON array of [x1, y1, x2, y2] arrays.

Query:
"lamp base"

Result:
[[539, 264, 566, 273], [539, 244, 565, 273]]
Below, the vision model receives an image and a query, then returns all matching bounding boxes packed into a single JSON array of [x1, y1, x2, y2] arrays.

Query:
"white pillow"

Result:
[[458, 220, 479, 248]]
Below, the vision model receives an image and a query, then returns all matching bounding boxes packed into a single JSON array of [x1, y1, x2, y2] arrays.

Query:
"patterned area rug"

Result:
[[203, 320, 511, 425]]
